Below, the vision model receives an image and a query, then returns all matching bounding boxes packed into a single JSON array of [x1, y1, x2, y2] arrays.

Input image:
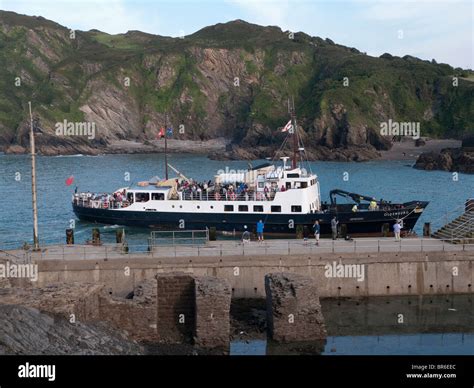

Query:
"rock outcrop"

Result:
[[0, 304, 143, 355], [414, 148, 474, 174]]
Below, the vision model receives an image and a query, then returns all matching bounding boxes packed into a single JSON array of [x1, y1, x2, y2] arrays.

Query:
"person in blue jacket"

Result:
[[256, 220, 265, 242], [313, 220, 320, 246]]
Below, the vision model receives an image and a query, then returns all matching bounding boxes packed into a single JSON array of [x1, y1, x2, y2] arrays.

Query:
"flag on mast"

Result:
[[281, 120, 293, 132]]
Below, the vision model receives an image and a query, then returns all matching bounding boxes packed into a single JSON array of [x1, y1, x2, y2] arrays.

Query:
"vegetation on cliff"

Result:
[[0, 11, 472, 158]]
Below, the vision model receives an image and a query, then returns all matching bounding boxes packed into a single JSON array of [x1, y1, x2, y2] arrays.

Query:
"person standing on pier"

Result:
[[257, 220, 265, 242], [331, 217, 339, 240], [313, 220, 320, 246], [393, 220, 402, 241]]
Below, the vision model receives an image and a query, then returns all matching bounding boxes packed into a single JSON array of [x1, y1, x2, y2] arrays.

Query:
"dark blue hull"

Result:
[[73, 201, 428, 236]]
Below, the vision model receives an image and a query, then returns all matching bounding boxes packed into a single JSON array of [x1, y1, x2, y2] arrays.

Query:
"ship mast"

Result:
[[164, 113, 169, 180], [288, 98, 297, 169], [28, 102, 40, 251]]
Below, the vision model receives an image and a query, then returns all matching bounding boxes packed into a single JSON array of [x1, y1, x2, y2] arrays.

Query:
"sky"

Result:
[[0, 0, 472, 69]]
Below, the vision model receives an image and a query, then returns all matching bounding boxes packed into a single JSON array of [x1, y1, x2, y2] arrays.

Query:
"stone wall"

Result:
[[156, 273, 196, 342], [35, 251, 474, 298], [98, 296, 157, 342], [194, 276, 231, 348], [265, 272, 327, 342]]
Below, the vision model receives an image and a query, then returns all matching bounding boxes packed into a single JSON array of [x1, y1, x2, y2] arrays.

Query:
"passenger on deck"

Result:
[[369, 200, 378, 211]]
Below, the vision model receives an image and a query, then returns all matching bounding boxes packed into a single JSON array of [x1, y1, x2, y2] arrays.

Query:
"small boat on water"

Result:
[[72, 106, 428, 237]]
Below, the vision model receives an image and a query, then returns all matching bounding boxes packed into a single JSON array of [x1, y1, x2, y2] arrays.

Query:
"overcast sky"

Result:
[[0, 0, 472, 69]]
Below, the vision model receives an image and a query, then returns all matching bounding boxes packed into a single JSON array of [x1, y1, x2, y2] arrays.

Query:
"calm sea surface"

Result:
[[0, 153, 472, 248], [230, 295, 474, 355]]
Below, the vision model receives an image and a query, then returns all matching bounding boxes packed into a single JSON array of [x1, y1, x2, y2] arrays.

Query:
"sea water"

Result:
[[0, 153, 472, 248]]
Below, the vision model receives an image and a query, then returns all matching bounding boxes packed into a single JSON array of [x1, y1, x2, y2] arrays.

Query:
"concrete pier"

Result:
[[3, 237, 472, 262], [1, 237, 473, 298]]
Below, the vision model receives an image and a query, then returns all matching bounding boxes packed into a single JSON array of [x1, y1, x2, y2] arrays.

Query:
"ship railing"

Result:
[[73, 197, 132, 209], [4, 237, 472, 261], [178, 191, 275, 201], [149, 230, 209, 247]]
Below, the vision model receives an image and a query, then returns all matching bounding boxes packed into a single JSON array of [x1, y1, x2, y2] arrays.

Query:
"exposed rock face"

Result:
[[0, 305, 143, 355], [414, 148, 474, 174], [131, 278, 157, 305], [212, 144, 381, 162], [0, 282, 104, 321], [0, 11, 472, 160], [265, 272, 327, 343]]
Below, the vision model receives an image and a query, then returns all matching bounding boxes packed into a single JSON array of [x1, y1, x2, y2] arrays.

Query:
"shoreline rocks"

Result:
[[414, 147, 474, 174]]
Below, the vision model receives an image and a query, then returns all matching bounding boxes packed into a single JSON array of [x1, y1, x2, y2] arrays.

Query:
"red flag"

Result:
[[157, 127, 165, 139], [66, 176, 74, 186]]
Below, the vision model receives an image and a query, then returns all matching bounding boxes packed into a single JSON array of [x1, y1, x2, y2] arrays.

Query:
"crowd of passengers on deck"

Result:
[[177, 179, 294, 201]]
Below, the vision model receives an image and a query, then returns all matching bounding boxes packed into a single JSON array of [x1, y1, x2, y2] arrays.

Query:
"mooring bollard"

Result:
[[423, 222, 431, 237], [92, 228, 100, 245], [116, 229, 124, 244], [66, 228, 74, 245], [209, 227, 217, 241]]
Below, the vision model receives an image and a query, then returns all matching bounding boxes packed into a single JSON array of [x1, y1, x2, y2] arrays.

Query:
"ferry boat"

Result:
[[72, 107, 428, 237]]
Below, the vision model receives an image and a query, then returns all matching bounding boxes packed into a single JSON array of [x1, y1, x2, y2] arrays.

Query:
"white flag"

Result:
[[282, 120, 293, 132]]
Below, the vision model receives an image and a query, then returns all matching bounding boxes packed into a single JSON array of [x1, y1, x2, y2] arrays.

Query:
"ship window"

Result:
[[287, 173, 299, 178], [224, 205, 234, 212], [127, 192, 134, 202], [258, 182, 264, 188], [253, 205, 264, 212], [238, 205, 248, 212], [300, 182, 308, 188], [291, 205, 302, 212], [135, 192, 149, 202], [151, 193, 165, 200], [271, 206, 281, 213]]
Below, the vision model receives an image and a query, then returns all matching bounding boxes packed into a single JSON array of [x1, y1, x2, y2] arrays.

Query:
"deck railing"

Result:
[[179, 191, 275, 201]]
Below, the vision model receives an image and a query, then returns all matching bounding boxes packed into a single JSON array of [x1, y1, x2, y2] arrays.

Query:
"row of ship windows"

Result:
[[169, 204, 303, 212]]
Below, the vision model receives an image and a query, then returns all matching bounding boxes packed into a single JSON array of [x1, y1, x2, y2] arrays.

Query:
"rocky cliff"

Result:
[[0, 11, 472, 160]]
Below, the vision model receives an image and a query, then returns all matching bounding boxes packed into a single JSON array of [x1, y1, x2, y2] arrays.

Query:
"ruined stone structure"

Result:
[[156, 273, 196, 342], [194, 276, 232, 348], [265, 272, 327, 343], [0, 274, 232, 350]]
